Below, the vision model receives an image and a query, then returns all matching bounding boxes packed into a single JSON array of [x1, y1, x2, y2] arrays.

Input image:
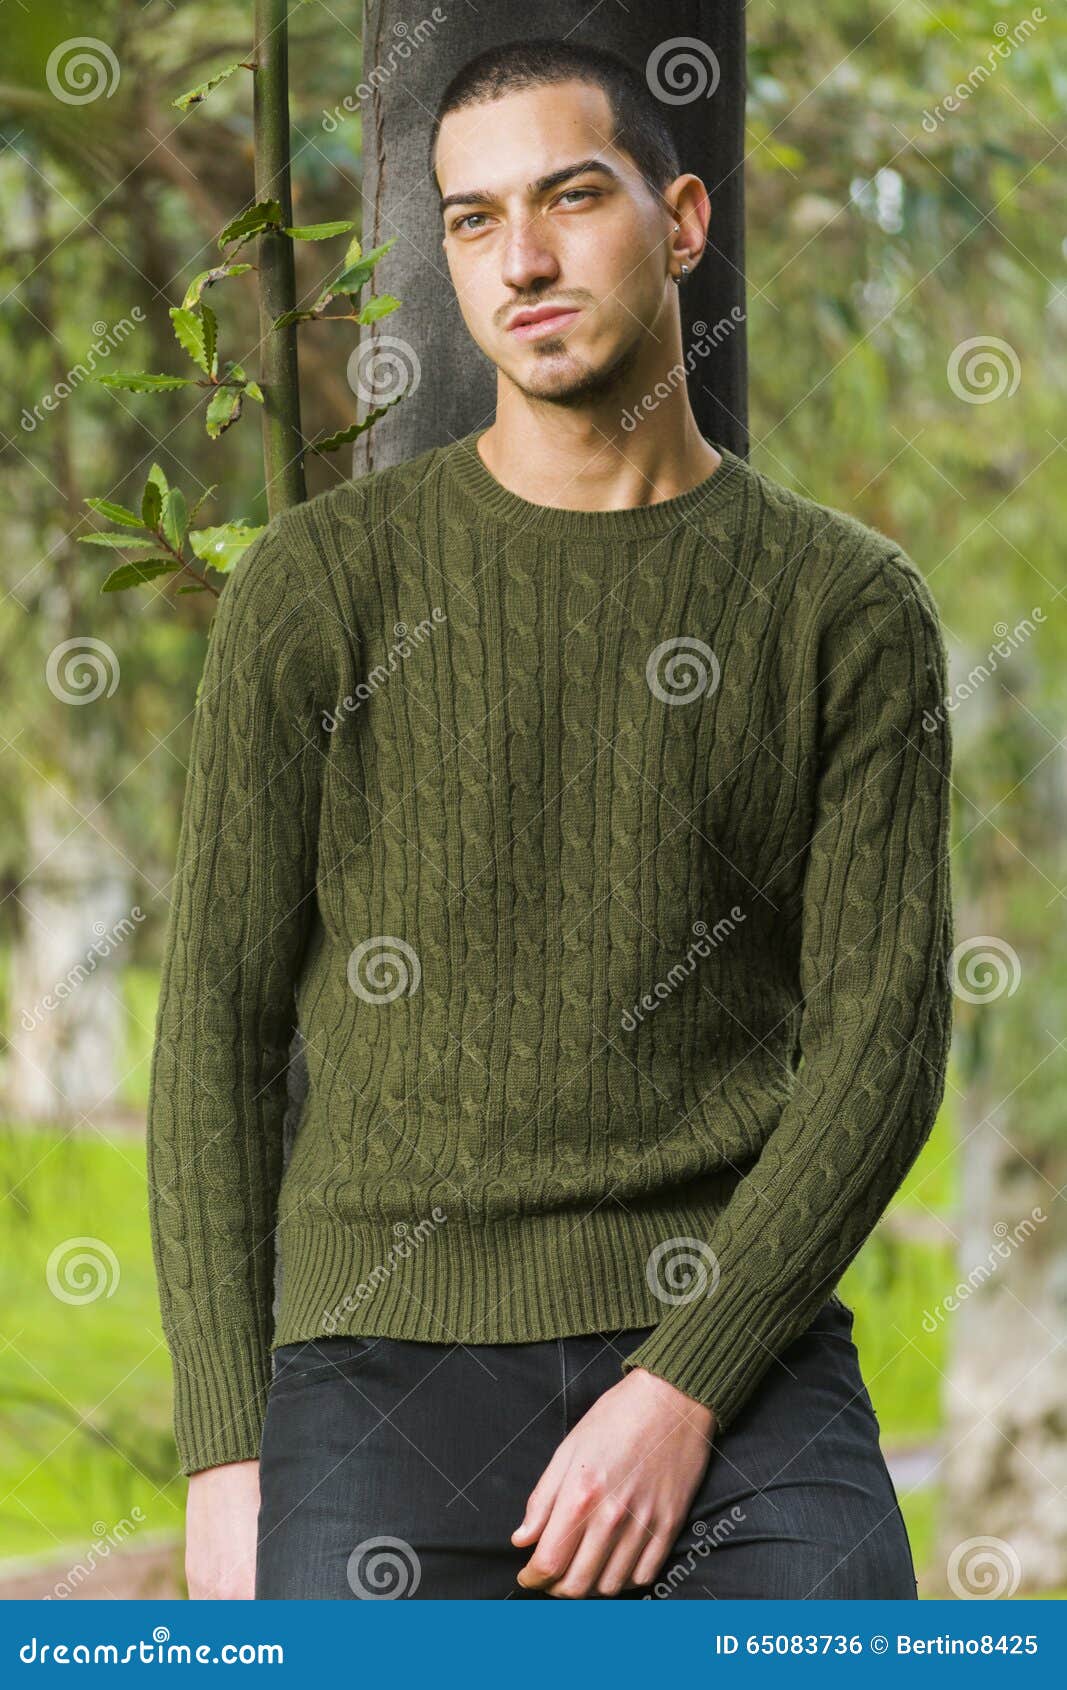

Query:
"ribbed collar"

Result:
[[440, 426, 753, 540]]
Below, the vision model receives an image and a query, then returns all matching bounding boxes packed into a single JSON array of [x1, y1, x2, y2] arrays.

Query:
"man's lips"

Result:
[[507, 305, 581, 340]]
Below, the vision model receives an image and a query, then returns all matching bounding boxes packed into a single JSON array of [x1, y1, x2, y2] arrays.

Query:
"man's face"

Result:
[[436, 79, 675, 405]]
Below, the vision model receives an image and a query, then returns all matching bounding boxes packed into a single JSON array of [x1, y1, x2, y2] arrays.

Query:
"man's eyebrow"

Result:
[[439, 157, 620, 216]]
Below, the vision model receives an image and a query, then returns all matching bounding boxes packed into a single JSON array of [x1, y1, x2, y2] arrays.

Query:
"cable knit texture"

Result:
[[146, 428, 954, 1476]]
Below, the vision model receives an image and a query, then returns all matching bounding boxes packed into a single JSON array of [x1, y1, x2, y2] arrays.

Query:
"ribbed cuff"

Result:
[[169, 1327, 272, 1477], [618, 1282, 828, 1432]]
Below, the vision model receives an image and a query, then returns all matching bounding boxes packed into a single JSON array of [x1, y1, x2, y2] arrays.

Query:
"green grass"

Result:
[[0, 1125, 184, 1564], [0, 1059, 1015, 1595]]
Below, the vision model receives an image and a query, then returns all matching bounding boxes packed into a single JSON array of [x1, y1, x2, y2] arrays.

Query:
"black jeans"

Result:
[[254, 1297, 917, 1599]]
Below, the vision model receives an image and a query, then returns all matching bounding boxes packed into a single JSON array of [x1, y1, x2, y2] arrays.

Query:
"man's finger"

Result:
[[595, 1512, 658, 1596], [544, 1495, 631, 1597], [511, 1437, 572, 1546], [515, 1469, 603, 1588]]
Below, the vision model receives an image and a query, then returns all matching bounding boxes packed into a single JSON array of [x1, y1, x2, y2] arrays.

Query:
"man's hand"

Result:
[[511, 1366, 716, 1597], [185, 1459, 260, 1599]]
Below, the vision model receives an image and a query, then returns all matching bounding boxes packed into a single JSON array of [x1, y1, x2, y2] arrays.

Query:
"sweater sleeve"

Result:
[[620, 550, 955, 1429], [145, 514, 328, 1476]]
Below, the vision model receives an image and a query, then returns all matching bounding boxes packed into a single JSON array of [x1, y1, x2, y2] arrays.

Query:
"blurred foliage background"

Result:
[[0, 0, 1064, 1597]]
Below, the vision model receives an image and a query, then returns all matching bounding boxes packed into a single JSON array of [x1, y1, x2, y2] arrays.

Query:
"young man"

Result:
[[147, 40, 954, 1601]]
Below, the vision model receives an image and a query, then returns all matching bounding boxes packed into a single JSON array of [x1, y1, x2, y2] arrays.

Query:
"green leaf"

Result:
[[244, 380, 264, 403], [188, 484, 219, 522], [205, 385, 243, 438], [172, 62, 246, 112], [177, 583, 210, 593], [201, 305, 218, 378], [170, 307, 210, 374], [141, 473, 163, 529], [272, 306, 322, 327], [162, 487, 188, 551], [95, 372, 196, 391], [181, 264, 253, 310], [101, 560, 182, 592], [84, 498, 144, 528], [308, 396, 403, 453], [283, 220, 357, 241], [189, 522, 266, 571], [218, 200, 283, 251], [341, 235, 362, 267], [331, 238, 396, 296], [356, 293, 401, 324], [78, 533, 169, 550]]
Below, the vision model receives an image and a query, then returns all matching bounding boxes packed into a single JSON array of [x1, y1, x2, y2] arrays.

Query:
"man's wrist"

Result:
[[624, 1363, 718, 1436]]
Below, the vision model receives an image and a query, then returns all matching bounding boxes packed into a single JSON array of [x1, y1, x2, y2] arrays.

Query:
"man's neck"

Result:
[[476, 395, 722, 515]]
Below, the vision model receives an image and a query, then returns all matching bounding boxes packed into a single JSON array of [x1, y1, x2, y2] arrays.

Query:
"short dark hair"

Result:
[[429, 38, 681, 208]]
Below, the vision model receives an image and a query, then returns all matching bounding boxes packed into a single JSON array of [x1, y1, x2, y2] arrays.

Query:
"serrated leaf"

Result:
[[95, 372, 197, 391], [162, 487, 188, 551], [341, 235, 362, 267], [189, 523, 266, 571], [331, 238, 396, 295], [101, 560, 181, 592], [84, 498, 144, 528], [244, 380, 264, 403], [205, 385, 243, 437], [283, 220, 357, 241], [173, 61, 246, 112], [170, 306, 210, 374], [181, 264, 253, 310], [78, 533, 169, 550], [356, 293, 400, 325], [188, 484, 219, 522], [201, 305, 218, 378], [147, 462, 170, 497], [308, 395, 403, 453], [141, 475, 162, 529], [218, 200, 283, 251]]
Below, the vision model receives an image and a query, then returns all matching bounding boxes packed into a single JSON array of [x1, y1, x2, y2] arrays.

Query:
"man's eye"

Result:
[[454, 213, 488, 233]]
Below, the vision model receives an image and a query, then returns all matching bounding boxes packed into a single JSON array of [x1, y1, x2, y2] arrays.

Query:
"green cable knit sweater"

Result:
[[146, 427, 955, 1476]]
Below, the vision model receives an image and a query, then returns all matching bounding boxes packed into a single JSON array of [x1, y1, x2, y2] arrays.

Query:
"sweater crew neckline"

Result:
[[442, 426, 751, 539]]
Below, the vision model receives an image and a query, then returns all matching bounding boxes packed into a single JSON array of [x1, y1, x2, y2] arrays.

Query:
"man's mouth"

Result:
[[507, 305, 581, 340]]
